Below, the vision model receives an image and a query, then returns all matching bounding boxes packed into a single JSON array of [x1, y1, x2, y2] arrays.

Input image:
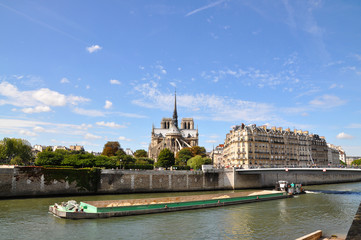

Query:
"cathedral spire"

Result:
[[172, 90, 178, 127]]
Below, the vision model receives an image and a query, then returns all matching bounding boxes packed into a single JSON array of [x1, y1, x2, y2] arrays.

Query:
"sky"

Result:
[[0, 0, 361, 156]]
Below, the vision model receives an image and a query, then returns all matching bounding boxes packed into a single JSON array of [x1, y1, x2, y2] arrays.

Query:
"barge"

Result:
[[49, 190, 291, 219]]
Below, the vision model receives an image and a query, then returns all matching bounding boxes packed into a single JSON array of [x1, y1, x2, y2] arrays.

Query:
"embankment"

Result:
[[1, 166, 361, 198]]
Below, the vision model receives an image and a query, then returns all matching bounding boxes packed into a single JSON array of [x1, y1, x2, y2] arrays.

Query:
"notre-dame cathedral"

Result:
[[148, 92, 198, 161]]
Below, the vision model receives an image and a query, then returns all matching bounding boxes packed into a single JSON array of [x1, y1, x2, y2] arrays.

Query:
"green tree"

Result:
[[121, 155, 136, 164], [176, 148, 193, 166], [94, 155, 119, 168], [156, 148, 175, 169], [134, 149, 148, 158], [135, 157, 154, 165], [102, 141, 123, 157], [351, 159, 361, 166], [187, 155, 212, 170], [190, 146, 207, 157], [35, 151, 64, 166], [44, 146, 53, 152], [116, 148, 126, 157], [0, 138, 33, 165]]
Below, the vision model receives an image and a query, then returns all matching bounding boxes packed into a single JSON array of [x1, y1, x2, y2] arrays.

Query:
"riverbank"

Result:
[[2, 166, 361, 199]]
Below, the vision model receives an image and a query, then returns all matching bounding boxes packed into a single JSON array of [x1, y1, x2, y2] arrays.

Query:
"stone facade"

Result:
[[222, 124, 329, 169], [148, 93, 198, 161], [327, 143, 344, 166], [211, 144, 224, 168]]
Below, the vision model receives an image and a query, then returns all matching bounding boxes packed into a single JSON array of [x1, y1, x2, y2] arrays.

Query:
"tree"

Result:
[[121, 155, 136, 164], [176, 148, 193, 166], [351, 159, 361, 166], [190, 146, 207, 157], [134, 149, 148, 158], [187, 155, 211, 170], [102, 141, 123, 157], [0, 138, 33, 165], [35, 151, 64, 166], [156, 148, 175, 169]]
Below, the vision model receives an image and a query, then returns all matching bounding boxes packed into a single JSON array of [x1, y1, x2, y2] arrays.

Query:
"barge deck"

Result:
[[49, 190, 291, 219]]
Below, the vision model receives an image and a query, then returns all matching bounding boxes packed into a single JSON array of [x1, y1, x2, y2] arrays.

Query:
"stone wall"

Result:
[[98, 169, 233, 194], [234, 169, 361, 189], [2, 167, 361, 198]]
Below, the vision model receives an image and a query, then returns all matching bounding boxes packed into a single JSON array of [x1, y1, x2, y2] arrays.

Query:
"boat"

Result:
[[275, 180, 305, 195], [49, 190, 291, 219]]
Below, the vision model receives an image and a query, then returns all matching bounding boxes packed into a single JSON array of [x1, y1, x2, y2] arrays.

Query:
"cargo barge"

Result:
[[49, 190, 291, 219]]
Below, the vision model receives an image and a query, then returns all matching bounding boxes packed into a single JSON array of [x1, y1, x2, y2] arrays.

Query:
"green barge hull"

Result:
[[49, 191, 291, 219]]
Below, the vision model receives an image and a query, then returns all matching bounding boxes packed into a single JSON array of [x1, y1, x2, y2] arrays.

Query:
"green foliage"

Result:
[[62, 153, 96, 167], [44, 146, 53, 152], [35, 151, 64, 166], [190, 146, 207, 157], [116, 149, 126, 157], [0, 137, 33, 165], [121, 155, 136, 164], [187, 155, 211, 170], [42, 167, 100, 192], [10, 156, 23, 165], [94, 155, 119, 168], [134, 149, 148, 158], [36, 150, 118, 169], [123, 164, 154, 170], [102, 141, 123, 157], [176, 148, 193, 166], [340, 160, 347, 166], [351, 159, 361, 165], [156, 148, 175, 169], [135, 157, 154, 165]]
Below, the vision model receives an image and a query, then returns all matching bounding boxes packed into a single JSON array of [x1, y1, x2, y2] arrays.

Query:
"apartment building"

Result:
[[223, 124, 328, 169]]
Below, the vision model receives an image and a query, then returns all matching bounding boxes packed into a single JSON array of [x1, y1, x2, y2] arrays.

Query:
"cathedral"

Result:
[[148, 92, 199, 161]]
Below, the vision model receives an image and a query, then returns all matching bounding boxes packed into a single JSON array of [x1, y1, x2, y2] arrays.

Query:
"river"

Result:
[[1, 182, 361, 240]]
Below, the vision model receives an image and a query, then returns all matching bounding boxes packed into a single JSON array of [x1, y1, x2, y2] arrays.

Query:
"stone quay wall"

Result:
[[1, 166, 361, 198]]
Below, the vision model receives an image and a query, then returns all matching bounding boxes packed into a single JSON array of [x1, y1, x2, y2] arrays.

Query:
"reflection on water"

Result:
[[1, 182, 361, 240]]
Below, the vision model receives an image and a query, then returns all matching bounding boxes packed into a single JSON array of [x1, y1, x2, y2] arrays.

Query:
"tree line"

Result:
[[0, 138, 211, 170]]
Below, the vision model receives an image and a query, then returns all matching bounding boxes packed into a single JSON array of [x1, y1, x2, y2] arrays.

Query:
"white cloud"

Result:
[[60, 78, 70, 84], [336, 132, 354, 140], [0, 81, 89, 108], [309, 95, 346, 109], [21, 106, 51, 114], [33, 126, 45, 132], [73, 107, 105, 117], [110, 79, 121, 85], [19, 129, 37, 137], [156, 65, 167, 74], [206, 140, 217, 143], [133, 82, 277, 122], [96, 121, 126, 128], [169, 82, 176, 87], [118, 136, 131, 141], [86, 45, 102, 53], [84, 133, 102, 140], [0, 118, 94, 138], [104, 100, 112, 109]]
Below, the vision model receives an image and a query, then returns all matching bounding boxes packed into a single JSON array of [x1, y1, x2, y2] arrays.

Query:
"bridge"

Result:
[[235, 167, 361, 174], [232, 168, 361, 189]]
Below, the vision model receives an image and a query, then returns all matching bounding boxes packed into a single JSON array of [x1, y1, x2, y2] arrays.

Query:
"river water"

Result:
[[1, 182, 361, 240]]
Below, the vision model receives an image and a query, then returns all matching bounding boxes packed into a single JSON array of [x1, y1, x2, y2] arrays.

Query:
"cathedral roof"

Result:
[[166, 122, 181, 136]]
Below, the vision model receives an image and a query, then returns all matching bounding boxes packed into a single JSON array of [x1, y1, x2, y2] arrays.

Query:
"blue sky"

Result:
[[0, 0, 360, 156]]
